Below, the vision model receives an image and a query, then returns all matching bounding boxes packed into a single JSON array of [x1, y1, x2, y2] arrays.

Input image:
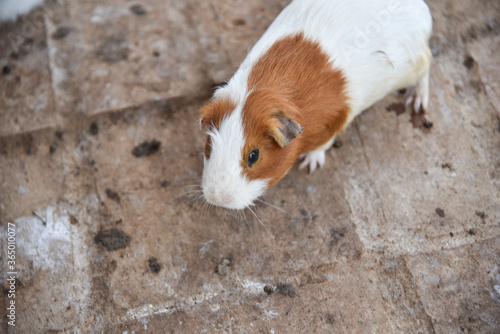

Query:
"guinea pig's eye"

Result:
[[248, 149, 259, 167]]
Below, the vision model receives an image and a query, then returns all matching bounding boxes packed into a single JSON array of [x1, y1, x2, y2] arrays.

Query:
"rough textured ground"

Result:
[[1, 0, 500, 333]]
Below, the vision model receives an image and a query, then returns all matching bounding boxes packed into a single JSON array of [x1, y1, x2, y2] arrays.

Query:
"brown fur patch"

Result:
[[204, 135, 212, 160], [199, 98, 236, 159], [242, 33, 350, 185]]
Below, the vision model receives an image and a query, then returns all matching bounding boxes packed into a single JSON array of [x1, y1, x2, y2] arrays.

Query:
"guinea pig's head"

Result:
[[199, 89, 303, 209]]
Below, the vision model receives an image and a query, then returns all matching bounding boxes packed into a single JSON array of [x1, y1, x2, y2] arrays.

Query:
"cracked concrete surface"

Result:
[[1, 0, 499, 333]]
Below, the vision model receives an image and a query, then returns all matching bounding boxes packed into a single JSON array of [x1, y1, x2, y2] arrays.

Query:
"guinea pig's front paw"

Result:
[[298, 150, 326, 173]]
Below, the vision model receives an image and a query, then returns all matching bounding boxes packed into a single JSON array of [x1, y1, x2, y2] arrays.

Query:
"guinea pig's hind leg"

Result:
[[405, 71, 430, 113]]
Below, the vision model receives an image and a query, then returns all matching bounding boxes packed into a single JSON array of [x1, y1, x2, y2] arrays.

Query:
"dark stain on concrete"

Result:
[[132, 139, 161, 157], [94, 228, 131, 251]]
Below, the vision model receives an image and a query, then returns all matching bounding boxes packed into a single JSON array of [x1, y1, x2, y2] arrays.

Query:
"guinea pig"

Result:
[[199, 0, 432, 210]]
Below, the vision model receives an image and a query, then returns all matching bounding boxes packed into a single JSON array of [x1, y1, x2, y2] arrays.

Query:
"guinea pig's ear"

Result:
[[198, 105, 213, 130], [268, 114, 303, 147], [198, 99, 235, 130], [198, 116, 211, 130]]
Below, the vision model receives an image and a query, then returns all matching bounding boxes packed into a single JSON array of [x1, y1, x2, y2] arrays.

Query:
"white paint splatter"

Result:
[[0, 205, 92, 328], [126, 289, 220, 320], [91, 6, 129, 23], [306, 186, 317, 194], [17, 185, 29, 195], [199, 240, 214, 259], [16, 207, 72, 271], [263, 309, 280, 320], [480, 312, 500, 329], [240, 278, 266, 295]]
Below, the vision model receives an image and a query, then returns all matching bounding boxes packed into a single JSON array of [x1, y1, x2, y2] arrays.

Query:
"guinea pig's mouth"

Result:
[[203, 190, 250, 210], [205, 192, 235, 208]]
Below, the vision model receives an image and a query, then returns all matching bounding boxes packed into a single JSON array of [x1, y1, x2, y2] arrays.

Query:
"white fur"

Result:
[[0, 0, 46, 22], [205, 0, 432, 208], [202, 103, 268, 209]]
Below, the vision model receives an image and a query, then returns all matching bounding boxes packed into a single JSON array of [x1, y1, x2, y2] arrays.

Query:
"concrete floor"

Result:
[[1, 0, 500, 333]]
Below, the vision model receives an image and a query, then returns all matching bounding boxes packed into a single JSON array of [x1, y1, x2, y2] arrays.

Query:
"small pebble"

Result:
[[2, 65, 11, 75], [232, 19, 246, 26], [264, 285, 274, 295], [325, 313, 335, 325], [89, 122, 99, 136], [332, 140, 343, 149], [105, 188, 121, 203], [130, 4, 147, 15], [423, 120, 433, 129], [52, 26, 71, 39], [148, 257, 161, 273], [475, 211, 486, 219], [216, 259, 232, 276], [69, 215, 79, 225], [435, 208, 445, 218], [441, 163, 452, 170], [463, 56, 475, 70]]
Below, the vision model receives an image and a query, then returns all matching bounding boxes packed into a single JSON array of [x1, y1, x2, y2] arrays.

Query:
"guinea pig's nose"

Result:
[[208, 192, 234, 207], [217, 193, 234, 206]]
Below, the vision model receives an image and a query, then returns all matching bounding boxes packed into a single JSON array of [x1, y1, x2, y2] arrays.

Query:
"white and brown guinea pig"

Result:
[[199, 0, 432, 209]]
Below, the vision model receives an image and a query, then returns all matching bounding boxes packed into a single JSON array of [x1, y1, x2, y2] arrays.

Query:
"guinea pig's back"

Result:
[[229, 0, 432, 117], [299, 0, 432, 116]]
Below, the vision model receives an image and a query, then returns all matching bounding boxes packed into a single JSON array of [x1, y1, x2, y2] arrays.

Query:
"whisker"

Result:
[[207, 202, 215, 216], [256, 199, 287, 214], [241, 209, 254, 235], [192, 195, 205, 210], [174, 187, 200, 196], [176, 192, 203, 203], [188, 194, 205, 216], [202, 200, 210, 215], [175, 182, 204, 203], [247, 206, 268, 232], [185, 184, 202, 189], [184, 187, 203, 192], [179, 186, 203, 194]]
